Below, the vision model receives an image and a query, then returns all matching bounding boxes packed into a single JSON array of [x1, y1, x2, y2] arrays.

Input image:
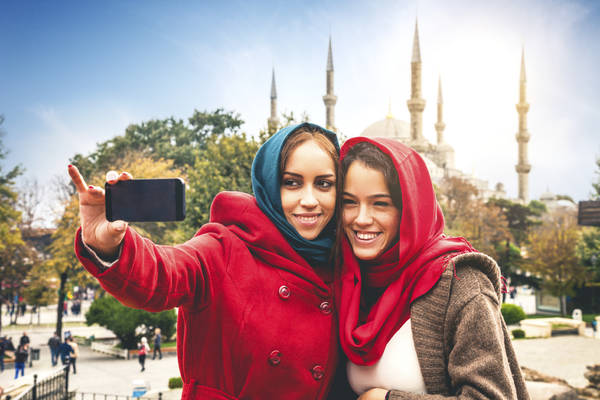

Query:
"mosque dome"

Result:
[[361, 116, 410, 139], [540, 190, 555, 202]]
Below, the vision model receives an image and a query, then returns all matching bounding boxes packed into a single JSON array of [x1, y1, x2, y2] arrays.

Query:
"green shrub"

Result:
[[86, 295, 177, 349], [511, 329, 526, 339], [501, 303, 526, 325], [168, 377, 183, 389]]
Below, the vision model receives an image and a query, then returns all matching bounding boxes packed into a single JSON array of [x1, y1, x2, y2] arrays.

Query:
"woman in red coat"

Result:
[[69, 123, 340, 400]]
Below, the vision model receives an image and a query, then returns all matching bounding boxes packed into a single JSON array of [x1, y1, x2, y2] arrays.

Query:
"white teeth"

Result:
[[297, 215, 318, 222], [357, 232, 378, 240]]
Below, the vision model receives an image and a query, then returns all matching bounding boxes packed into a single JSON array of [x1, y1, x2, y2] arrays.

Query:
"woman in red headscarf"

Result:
[[335, 137, 529, 399]]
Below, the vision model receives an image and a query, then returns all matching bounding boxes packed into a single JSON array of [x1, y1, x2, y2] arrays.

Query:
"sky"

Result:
[[1, 0, 599, 223]]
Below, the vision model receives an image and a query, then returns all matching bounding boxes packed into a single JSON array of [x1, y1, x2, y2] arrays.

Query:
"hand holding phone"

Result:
[[67, 165, 129, 259]]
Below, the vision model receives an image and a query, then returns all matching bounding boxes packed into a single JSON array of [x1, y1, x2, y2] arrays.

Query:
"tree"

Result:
[[0, 115, 28, 333], [69, 108, 244, 180], [487, 198, 545, 246], [437, 177, 479, 231], [578, 227, 600, 284], [184, 132, 259, 236], [593, 155, 600, 199], [453, 198, 512, 261], [572, 226, 600, 312], [86, 295, 176, 349], [525, 210, 587, 314]]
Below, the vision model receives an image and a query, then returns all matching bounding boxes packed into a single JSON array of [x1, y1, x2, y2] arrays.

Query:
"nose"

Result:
[[299, 186, 318, 208], [355, 204, 373, 226]]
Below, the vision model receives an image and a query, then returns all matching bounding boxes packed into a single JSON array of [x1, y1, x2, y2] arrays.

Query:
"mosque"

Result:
[[266, 20, 532, 204]]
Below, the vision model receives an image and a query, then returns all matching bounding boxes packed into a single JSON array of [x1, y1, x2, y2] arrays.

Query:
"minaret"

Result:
[[267, 68, 279, 134], [407, 19, 427, 151], [515, 47, 531, 204], [435, 76, 446, 144], [322, 36, 337, 132]]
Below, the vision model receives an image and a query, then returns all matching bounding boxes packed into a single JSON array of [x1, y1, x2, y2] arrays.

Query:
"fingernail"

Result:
[[114, 221, 126, 231], [68, 164, 73, 168], [89, 186, 94, 189], [106, 171, 119, 181]]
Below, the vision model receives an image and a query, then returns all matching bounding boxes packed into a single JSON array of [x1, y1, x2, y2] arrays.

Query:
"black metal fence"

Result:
[[75, 393, 162, 400], [8, 366, 70, 400], [2, 366, 162, 400]]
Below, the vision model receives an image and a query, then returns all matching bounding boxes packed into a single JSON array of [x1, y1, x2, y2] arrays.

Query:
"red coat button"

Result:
[[268, 350, 281, 366], [278, 285, 290, 299], [319, 301, 332, 315], [312, 365, 324, 380]]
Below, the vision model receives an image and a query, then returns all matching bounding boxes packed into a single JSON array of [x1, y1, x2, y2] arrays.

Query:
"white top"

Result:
[[347, 319, 427, 395]]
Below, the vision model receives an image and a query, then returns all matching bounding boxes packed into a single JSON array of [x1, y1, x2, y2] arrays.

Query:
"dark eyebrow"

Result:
[[343, 192, 392, 199], [282, 172, 335, 179], [282, 172, 302, 178]]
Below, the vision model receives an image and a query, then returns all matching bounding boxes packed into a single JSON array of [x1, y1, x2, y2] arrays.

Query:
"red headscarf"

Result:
[[337, 137, 476, 365]]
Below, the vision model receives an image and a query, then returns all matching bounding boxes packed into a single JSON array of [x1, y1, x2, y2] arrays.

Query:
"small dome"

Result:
[[361, 117, 410, 139], [540, 190, 555, 202]]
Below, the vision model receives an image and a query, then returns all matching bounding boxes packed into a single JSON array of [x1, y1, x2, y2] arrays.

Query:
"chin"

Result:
[[299, 231, 319, 240], [356, 253, 377, 261], [352, 246, 382, 261]]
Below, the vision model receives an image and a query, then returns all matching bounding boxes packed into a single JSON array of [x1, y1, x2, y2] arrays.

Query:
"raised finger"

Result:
[[68, 165, 88, 194], [87, 185, 105, 197], [118, 171, 133, 181]]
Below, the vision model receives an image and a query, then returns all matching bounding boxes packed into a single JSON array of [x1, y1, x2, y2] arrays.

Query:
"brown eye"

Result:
[[374, 201, 392, 207], [283, 179, 301, 188], [316, 179, 334, 189]]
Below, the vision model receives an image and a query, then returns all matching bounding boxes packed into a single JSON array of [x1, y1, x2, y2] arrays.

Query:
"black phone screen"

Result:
[[105, 178, 185, 222]]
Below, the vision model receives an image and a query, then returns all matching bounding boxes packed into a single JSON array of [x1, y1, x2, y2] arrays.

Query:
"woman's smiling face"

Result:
[[280, 139, 337, 240], [342, 161, 400, 260]]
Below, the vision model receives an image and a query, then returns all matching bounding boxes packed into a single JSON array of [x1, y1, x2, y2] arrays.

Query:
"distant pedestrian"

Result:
[[152, 328, 162, 360], [14, 343, 29, 379], [137, 337, 149, 372], [48, 332, 61, 367], [0, 336, 6, 373], [59, 340, 73, 367], [19, 332, 30, 347], [67, 337, 79, 374]]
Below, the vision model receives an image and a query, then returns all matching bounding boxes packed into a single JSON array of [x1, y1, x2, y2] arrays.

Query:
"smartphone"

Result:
[[105, 178, 186, 222]]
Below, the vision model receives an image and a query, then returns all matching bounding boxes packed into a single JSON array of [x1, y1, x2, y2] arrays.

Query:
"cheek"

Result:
[[279, 189, 294, 213], [342, 209, 354, 228], [382, 213, 400, 236]]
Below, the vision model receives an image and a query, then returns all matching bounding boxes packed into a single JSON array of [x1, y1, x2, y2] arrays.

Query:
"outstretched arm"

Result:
[[70, 165, 226, 312]]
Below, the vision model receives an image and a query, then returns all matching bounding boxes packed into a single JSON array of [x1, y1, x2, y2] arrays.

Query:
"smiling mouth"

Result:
[[293, 214, 322, 225], [354, 231, 381, 242]]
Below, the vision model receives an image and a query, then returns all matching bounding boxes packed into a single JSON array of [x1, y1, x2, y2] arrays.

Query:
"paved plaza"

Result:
[[1, 305, 600, 397], [1, 305, 180, 397]]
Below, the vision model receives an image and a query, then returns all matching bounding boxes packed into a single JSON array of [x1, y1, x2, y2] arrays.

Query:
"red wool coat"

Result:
[[75, 192, 338, 400]]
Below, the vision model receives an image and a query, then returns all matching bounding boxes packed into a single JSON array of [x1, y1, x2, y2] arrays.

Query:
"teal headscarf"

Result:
[[251, 122, 340, 265]]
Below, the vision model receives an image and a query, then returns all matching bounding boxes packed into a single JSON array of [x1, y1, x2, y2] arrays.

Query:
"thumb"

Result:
[[109, 220, 128, 233]]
